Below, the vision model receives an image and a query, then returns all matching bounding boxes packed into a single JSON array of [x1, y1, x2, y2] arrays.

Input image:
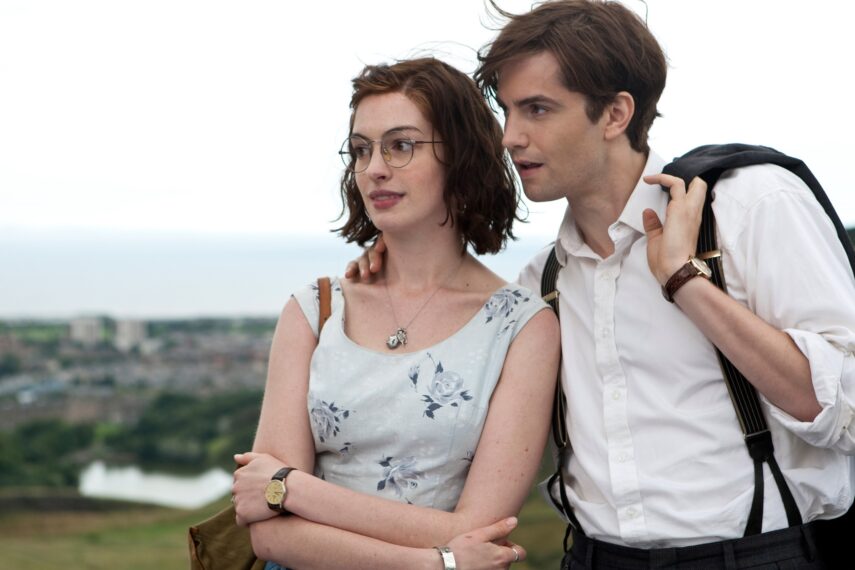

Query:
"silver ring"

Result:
[[510, 545, 520, 563]]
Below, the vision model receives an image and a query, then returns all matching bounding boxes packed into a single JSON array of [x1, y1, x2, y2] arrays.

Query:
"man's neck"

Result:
[[571, 146, 648, 259]]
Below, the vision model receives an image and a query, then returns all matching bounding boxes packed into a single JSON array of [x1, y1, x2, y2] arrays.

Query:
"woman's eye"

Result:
[[389, 139, 415, 153], [352, 145, 370, 158]]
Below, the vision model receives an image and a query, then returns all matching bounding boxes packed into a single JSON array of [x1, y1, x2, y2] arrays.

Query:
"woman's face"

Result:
[[349, 92, 447, 237]]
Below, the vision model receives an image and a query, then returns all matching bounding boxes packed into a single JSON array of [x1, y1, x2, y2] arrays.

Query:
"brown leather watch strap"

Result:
[[662, 257, 712, 303], [662, 263, 698, 302]]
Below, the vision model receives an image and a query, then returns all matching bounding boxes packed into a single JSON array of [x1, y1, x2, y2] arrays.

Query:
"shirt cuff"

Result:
[[763, 329, 854, 452]]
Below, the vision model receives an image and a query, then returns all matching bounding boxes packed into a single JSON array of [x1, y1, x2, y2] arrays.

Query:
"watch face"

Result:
[[690, 257, 712, 278], [265, 480, 285, 505]]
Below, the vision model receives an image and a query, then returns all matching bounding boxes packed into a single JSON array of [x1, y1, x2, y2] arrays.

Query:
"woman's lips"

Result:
[[368, 190, 404, 209]]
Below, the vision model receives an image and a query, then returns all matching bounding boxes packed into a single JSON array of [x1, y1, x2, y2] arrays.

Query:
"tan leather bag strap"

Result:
[[317, 277, 332, 334]]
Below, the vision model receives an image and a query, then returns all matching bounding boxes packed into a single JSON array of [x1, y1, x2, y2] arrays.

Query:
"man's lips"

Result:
[[514, 160, 543, 176]]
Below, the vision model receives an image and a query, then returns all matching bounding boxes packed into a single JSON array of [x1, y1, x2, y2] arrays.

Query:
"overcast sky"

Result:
[[2, 0, 854, 241]]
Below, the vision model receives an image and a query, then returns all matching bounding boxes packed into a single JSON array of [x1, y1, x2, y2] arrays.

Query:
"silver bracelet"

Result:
[[433, 546, 457, 570]]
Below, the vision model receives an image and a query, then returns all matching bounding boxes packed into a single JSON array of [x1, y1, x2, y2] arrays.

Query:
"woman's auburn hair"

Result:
[[336, 57, 521, 255]]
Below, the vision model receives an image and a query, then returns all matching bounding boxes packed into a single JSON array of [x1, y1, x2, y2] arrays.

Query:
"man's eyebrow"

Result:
[[514, 95, 562, 108]]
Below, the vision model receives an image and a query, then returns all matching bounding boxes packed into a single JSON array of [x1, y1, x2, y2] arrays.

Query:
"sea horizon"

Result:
[[1, 227, 556, 321]]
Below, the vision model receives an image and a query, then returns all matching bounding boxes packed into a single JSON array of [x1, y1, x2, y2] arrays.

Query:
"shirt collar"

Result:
[[554, 151, 668, 266], [617, 151, 668, 236]]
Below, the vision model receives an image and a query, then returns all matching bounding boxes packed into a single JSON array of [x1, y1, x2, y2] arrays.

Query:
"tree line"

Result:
[[0, 389, 263, 488]]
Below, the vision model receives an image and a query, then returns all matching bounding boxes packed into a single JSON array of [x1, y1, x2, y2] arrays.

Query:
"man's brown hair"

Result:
[[337, 58, 521, 255], [476, 0, 667, 153]]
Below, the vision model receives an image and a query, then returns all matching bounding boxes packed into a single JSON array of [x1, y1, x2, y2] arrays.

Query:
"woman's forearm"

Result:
[[250, 512, 522, 570], [283, 470, 482, 547], [250, 515, 440, 570]]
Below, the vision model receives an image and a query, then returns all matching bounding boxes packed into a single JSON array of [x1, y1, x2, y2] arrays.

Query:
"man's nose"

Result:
[[502, 114, 528, 150]]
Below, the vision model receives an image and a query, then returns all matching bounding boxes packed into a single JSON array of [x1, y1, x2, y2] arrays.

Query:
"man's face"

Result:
[[496, 51, 608, 204]]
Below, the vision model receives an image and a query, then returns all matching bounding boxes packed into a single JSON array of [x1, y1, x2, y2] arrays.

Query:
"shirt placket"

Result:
[[594, 228, 647, 542]]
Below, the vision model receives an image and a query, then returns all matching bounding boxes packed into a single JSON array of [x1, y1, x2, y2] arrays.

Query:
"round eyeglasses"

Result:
[[338, 135, 443, 173]]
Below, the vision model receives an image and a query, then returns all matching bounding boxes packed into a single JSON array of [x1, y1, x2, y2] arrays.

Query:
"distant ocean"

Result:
[[1, 229, 555, 320]]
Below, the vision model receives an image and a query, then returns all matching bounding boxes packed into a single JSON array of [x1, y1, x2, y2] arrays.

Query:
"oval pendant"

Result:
[[386, 335, 400, 349]]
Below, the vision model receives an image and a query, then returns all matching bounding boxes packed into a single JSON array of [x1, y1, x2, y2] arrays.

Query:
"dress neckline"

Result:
[[330, 277, 519, 357]]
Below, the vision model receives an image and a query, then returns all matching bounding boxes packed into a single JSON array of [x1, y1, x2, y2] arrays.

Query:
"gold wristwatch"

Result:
[[264, 467, 296, 513]]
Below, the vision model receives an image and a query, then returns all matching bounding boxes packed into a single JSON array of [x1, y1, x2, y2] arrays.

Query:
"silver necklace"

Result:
[[384, 256, 465, 350]]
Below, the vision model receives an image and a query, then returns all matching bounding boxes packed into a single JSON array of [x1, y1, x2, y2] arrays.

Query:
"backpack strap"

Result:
[[317, 277, 332, 334], [695, 194, 802, 535], [663, 145, 821, 535], [540, 247, 583, 547]]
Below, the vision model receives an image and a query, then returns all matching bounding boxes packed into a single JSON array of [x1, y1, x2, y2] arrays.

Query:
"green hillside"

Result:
[[0, 477, 566, 570]]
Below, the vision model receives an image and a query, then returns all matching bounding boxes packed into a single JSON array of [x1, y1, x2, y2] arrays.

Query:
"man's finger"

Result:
[[357, 255, 371, 279], [367, 248, 382, 274], [374, 234, 387, 254], [344, 261, 358, 279], [644, 173, 687, 201], [642, 208, 663, 236], [686, 176, 708, 209]]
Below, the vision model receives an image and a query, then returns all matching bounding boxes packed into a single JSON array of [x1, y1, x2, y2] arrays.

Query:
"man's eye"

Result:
[[529, 104, 547, 116]]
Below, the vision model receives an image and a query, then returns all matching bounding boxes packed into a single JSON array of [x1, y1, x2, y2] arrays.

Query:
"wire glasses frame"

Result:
[[338, 135, 443, 173]]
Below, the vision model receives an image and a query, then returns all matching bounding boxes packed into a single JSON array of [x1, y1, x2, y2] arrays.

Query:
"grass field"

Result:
[[0, 486, 567, 569]]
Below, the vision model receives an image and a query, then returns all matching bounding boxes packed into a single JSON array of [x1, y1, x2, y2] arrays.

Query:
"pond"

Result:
[[78, 461, 232, 509]]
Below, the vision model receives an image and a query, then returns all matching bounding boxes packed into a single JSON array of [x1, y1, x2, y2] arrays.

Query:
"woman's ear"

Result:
[[603, 91, 635, 141]]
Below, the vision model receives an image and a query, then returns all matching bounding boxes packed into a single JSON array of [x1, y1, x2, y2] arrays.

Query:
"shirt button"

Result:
[[626, 507, 638, 518], [611, 390, 622, 401], [617, 453, 629, 463]]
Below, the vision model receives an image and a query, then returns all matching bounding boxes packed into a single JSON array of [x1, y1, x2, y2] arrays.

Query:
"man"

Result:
[[351, 1, 855, 567]]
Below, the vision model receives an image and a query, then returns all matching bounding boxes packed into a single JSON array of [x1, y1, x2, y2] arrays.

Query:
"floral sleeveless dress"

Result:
[[263, 278, 547, 569]]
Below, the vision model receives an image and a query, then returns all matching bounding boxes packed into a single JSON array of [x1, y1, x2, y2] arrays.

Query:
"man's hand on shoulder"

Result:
[[344, 234, 386, 282], [642, 174, 707, 285]]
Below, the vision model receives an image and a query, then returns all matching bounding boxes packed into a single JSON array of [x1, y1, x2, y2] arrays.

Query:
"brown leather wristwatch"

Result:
[[264, 467, 297, 513], [662, 256, 712, 302]]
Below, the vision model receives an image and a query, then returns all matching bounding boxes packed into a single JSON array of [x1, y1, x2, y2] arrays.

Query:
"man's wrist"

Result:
[[657, 257, 690, 286], [662, 256, 713, 302]]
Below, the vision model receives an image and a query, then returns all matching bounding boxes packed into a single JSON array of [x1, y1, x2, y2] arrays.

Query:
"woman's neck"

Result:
[[381, 229, 467, 291]]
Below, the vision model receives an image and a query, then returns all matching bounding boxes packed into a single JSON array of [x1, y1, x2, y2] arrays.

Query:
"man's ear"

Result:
[[603, 91, 635, 141]]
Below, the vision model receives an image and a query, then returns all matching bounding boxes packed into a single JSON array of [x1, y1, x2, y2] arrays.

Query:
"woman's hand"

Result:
[[232, 451, 289, 526], [445, 517, 526, 570]]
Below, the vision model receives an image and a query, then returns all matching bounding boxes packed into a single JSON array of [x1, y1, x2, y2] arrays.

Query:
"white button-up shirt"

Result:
[[519, 151, 855, 548]]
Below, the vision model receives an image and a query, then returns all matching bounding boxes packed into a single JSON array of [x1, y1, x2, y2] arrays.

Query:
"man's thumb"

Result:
[[642, 208, 663, 236]]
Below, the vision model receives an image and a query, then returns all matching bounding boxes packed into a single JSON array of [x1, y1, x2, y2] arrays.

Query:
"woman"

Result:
[[232, 58, 560, 570]]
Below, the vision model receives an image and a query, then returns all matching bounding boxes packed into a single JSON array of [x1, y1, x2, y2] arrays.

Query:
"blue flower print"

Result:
[[484, 289, 529, 323], [421, 358, 472, 419], [408, 364, 420, 390], [377, 456, 423, 498], [310, 397, 352, 443]]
